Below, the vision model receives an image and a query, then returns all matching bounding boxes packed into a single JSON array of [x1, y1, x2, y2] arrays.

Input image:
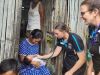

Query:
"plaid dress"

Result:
[[18, 39, 51, 75]]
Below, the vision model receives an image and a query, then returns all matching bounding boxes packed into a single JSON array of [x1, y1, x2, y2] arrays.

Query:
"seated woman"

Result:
[[18, 29, 51, 75]]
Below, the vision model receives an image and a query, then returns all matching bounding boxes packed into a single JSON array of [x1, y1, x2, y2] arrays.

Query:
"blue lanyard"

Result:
[[91, 29, 98, 38], [60, 39, 68, 47], [91, 24, 100, 38], [90, 24, 100, 44]]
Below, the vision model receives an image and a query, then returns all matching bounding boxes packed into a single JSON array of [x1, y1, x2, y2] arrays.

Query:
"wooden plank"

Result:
[[13, 0, 22, 58], [0, 0, 4, 39], [4, 0, 15, 58], [0, 0, 4, 61], [0, 0, 22, 62], [0, 0, 9, 61]]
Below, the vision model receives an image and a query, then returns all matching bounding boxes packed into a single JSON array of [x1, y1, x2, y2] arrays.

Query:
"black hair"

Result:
[[30, 29, 43, 39], [0, 58, 18, 74], [55, 22, 70, 33]]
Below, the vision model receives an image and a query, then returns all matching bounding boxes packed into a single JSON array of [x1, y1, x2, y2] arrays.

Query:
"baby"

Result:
[[32, 57, 46, 66]]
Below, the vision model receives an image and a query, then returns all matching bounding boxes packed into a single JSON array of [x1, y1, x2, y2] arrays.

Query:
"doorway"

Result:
[[20, 0, 31, 39]]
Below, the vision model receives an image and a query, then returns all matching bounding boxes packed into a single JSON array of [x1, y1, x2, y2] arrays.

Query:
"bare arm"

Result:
[[39, 2, 45, 30], [37, 46, 62, 59], [18, 54, 25, 63], [87, 60, 93, 75], [65, 50, 86, 74]]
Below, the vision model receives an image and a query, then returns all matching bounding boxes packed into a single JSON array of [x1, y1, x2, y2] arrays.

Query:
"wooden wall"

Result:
[[43, 0, 88, 75], [0, 0, 88, 74], [0, 0, 22, 62]]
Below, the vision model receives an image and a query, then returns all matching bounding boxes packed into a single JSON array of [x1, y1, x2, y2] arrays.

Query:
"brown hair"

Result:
[[81, 0, 100, 12], [55, 22, 70, 33]]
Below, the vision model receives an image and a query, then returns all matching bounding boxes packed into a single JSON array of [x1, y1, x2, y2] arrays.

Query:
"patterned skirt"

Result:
[[19, 65, 51, 75]]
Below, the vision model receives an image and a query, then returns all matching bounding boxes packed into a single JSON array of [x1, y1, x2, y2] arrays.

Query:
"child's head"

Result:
[[0, 58, 18, 75]]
